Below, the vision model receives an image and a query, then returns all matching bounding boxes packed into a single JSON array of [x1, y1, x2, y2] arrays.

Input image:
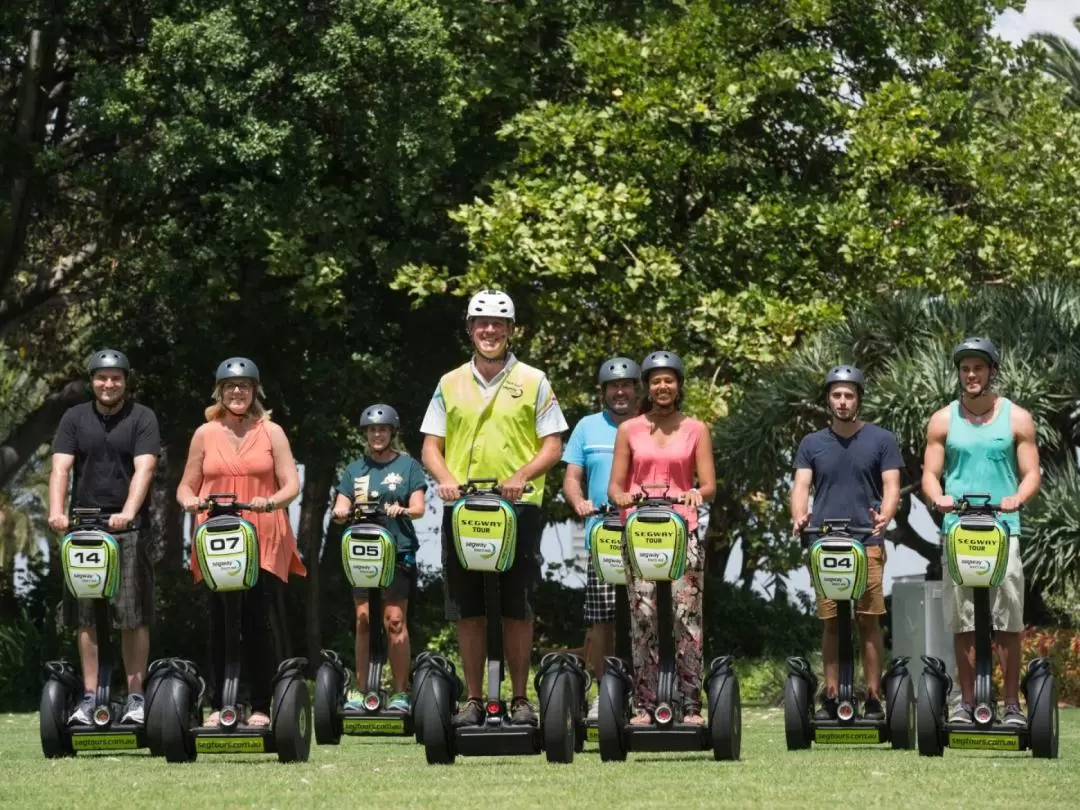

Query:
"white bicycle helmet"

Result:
[[467, 289, 515, 322]]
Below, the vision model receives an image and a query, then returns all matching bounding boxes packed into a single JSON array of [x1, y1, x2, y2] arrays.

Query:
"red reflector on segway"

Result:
[[974, 705, 993, 723], [486, 701, 501, 715], [221, 709, 237, 726], [364, 693, 381, 711], [837, 702, 855, 721], [654, 705, 672, 724]]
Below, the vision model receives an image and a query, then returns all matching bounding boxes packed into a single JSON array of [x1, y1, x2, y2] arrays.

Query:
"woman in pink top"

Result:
[[176, 357, 303, 728], [608, 351, 716, 726]]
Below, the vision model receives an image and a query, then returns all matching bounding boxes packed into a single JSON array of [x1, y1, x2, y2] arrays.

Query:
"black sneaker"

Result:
[[949, 702, 974, 724], [510, 697, 537, 726], [452, 698, 484, 727], [1003, 702, 1027, 727], [813, 697, 838, 721], [863, 698, 884, 721]]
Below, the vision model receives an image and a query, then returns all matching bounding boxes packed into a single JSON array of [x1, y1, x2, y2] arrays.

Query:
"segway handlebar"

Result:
[[69, 507, 131, 531], [459, 478, 535, 498], [803, 521, 874, 537], [953, 493, 1014, 513], [197, 493, 267, 513], [631, 483, 688, 506]]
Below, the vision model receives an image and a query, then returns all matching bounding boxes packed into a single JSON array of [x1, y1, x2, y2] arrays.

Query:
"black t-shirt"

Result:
[[794, 423, 904, 546], [52, 401, 161, 522]]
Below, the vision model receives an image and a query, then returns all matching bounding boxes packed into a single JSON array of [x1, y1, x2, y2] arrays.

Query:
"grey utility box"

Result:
[[891, 575, 956, 695]]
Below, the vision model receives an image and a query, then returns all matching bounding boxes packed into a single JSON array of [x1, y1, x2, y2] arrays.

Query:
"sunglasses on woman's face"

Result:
[[223, 382, 254, 393]]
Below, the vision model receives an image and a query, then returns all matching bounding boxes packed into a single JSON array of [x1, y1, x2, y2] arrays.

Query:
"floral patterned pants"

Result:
[[626, 530, 704, 714]]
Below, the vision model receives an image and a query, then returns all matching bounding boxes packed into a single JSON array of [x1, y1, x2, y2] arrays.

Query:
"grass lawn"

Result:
[[2, 708, 1078, 809]]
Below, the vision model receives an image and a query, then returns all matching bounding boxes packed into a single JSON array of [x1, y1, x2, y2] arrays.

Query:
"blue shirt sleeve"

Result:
[[794, 435, 815, 470], [880, 430, 904, 471], [562, 421, 586, 466]]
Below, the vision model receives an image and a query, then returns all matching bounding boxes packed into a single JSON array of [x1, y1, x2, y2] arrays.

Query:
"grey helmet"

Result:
[[641, 350, 684, 381], [598, 357, 640, 386], [952, 337, 1000, 368], [824, 365, 865, 394], [215, 357, 260, 384], [87, 349, 131, 375], [359, 403, 400, 430]]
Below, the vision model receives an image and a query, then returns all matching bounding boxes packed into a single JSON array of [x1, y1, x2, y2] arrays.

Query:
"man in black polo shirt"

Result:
[[48, 348, 161, 725]]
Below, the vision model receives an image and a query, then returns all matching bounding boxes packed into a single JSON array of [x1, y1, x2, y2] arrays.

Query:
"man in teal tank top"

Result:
[[922, 337, 1041, 727]]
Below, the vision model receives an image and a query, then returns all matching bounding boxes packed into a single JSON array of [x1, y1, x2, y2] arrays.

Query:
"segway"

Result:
[[583, 505, 633, 745], [784, 519, 915, 749], [917, 493, 1058, 758], [416, 478, 588, 765], [40, 508, 165, 756], [597, 485, 741, 762], [151, 493, 312, 763], [314, 498, 417, 743]]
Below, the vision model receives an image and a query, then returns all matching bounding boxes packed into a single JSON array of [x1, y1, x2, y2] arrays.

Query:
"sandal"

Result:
[[630, 709, 653, 726], [248, 711, 271, 727], [683, 712, 706, 726], [204, 711, 221, 728]]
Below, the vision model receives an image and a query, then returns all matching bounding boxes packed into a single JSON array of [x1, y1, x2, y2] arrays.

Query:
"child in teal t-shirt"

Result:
[[331, 404, 427, 712]]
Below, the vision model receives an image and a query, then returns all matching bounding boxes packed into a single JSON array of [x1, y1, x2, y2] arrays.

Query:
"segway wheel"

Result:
[[709, 675, 742, 761], [144, 672, 166, 757], [421, 674, 456, 765], [313, 662, 344, 746], [39, 680, 75, 759], [1028, 674, 1059, 760], [782, 675, 811, 751], [542, 674, 575, 764], [597, 673, 628, 762], [916, 674, 945, 757], [273, 676, 313, 763], [157, 676, 198, 763], [888, 674, 916, 750]]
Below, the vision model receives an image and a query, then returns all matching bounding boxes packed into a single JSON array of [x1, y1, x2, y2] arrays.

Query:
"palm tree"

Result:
[[1033, 16, 1080, 109], [714, 281, 1080, 597]]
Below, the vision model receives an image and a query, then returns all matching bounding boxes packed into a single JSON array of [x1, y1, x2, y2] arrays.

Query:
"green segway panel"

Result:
[[342, 523, 396, 588], [945, 514, 1009, 588], [193, 515, 260, 592], [809, 536, 868, 601], [589, 517, 627, 585], [61, 529, 121, 599], [625, 506, 688, 581], [451, 493, 517, 572]]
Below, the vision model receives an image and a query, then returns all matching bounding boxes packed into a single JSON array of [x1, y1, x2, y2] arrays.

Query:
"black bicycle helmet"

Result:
[[952, 337, 1000, 368], [359, 404, 400, 430], [87, 349, 130, 375], [641, 351, 684, 381], [598, 357, 640, 386], [215, 357, 260, 384], [824, 365, 865, 394]]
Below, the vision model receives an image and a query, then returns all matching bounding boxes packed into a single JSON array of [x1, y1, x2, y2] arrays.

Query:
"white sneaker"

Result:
[[587, 695, 600, 722], [121, 694, 145, 724], [68, 693, 94, 725]]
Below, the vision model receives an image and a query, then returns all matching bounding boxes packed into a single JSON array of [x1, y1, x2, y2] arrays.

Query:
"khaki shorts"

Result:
[[942, 531, 1024, 634], [816, 544, 886, 619]]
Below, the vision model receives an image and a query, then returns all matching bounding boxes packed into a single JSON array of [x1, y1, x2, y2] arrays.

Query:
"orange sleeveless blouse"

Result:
[[189, 419, 307, 583]]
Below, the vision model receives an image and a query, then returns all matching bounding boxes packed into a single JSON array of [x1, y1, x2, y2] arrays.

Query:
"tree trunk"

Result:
[[704, 485, 742, 576], [148, 445, 186, 569], [298, 461, 333, 676], [0, 379, 85, 491]]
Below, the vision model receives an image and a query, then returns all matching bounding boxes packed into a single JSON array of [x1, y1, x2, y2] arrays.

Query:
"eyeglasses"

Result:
[[223, 382, 253, 393]]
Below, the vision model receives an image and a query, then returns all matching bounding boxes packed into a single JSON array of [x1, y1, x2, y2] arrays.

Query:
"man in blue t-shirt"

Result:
[[562, 356, 640, 721], [791, 366, 903, 723]]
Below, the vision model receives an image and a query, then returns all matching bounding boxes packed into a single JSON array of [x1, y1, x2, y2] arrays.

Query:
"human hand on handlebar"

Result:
[[48, 512, 70, 532], [932, 495, 955, 513], [869, 507, 889, 536], [791, 512, 810, 535], [499, 471, 529, 503], [998, 496, 1023, 513], [181, 496, 202, 514], [612, 491, 636, 509], [108, 511, 135, 532], [249, 496, 274, 512], [384, 503, 408, 518], [684, 488, 703, 509], [573, 499, 596, 518], [437, 479, 461, 502]]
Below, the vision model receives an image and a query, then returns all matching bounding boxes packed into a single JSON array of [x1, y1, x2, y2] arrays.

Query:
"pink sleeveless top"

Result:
[[618, 414, 705, 531], [190, 420, 306, 583]]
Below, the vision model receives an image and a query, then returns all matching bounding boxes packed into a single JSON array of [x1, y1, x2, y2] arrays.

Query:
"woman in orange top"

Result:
[[176, 357, 303, 727]]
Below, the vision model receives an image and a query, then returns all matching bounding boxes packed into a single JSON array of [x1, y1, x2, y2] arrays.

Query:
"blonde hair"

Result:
[[204, 381, 273, 422]]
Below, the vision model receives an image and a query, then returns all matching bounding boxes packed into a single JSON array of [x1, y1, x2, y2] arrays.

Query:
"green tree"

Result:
[[714, 281, 1080, 596]]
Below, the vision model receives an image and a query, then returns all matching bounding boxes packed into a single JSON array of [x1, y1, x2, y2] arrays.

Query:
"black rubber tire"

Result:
[[143, 670, 166, 757], [1028, 674, 1059, 760], [158, 677, 197, 763], [916, 673, 945, 757], [273, 676, 313, 763], [889, 674, 916, 750], [783, 675, 811, 751], [39, 679, 75, 759], [313, 662, 344, 746], [421, 673, 456, 765], [597, 673, 628, 763], [709, 674, 742, 761], [412, 672, 433, 745], [542, 674, 575, 764]]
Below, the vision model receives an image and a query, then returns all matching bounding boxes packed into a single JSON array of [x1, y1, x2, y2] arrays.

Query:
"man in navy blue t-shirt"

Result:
[[791, 365, 903, 722]]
